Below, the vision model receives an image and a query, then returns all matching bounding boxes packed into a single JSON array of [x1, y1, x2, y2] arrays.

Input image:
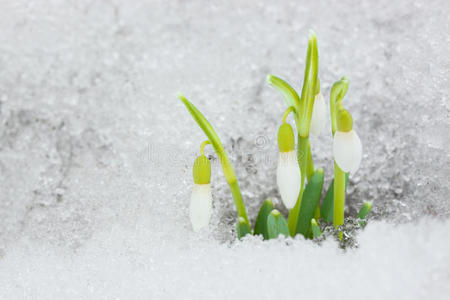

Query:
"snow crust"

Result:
[[0, 0, 449, 298]]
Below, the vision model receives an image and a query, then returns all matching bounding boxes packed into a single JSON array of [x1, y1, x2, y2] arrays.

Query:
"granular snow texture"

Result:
[[0, 0, 449, 299]]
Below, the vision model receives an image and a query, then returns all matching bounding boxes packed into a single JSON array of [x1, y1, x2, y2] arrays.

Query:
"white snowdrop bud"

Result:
[[277, 123, 301, 209], [190, 155, 212, 232], [277, 151, 302, 209], [309, 92, 327, 136], [190, 183, 212, 232], [333, 110, 362, 173]]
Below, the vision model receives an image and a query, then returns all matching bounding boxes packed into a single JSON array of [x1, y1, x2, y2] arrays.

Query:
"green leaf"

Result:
[[254, 199, 274, 240], [299, 31, 319, 137], [267, 210, 290, 239], [266, 75, 300, 110], [358, 201, 372, 226], [358, 201, 372, 219], [321, 173, 349, 223], [299, 34, 313, 107], [178, 93, 249, 225], [178, 93, 222, 158], [321, 180, 335, 223], [236, 217, 251, 239], [296, 168, 324, 238], [311, 219, 322, 238]]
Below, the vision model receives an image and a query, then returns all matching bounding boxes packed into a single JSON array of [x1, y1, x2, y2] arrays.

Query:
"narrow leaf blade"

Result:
[[177, 93, 224, 155], [254, 199, 274, 240], [296, 168, 324, 238], [266, 75, 301, 109], [321, 179, 335, 223]]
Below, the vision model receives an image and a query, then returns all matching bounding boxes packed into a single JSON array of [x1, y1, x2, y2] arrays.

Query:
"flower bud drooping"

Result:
[[190, 155, 212, 231], [277, 123, 301, 209], [333, 109, 362, 173], [309, 92, 327, 136]]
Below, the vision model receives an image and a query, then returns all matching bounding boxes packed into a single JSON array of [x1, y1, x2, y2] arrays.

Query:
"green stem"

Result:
[[200, 140, 211, 156], [282, 106, 295, 123], [216, 148, 250, 225], [333, 162, 345, 228], [306, 141, 314, 180], [229, 180, 249, 225], [288, 135, 309, 235]]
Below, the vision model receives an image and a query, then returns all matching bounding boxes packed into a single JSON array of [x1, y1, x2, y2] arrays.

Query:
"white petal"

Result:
[[309, 93, 327, 136], [277, 150, 302, 209], [190, 184, 212, 232], [333, 130, 362, 173]]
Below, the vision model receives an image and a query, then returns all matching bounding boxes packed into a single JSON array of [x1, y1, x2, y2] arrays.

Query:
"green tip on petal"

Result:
[[193, 155, 211, 184], [337, 109, 353, 132], [277, 123, 295, 152]]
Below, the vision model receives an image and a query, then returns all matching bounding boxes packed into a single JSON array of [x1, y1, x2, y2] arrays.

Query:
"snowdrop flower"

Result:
[[276, 123, 301, 209], [309, 92, 327, 136], [333, 109, 362, 173], [190, 154, 212, 231]]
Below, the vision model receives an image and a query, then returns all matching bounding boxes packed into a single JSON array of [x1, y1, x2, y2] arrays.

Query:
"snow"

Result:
[[1, 219, 449, 299], [0, 0, 449, 299]]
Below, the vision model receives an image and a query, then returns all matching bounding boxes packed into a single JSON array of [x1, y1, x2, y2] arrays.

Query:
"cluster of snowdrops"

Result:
[[179, 31, 371, 241]]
